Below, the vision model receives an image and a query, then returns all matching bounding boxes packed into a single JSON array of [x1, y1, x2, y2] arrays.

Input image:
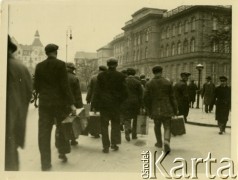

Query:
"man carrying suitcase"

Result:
[[144, 66, 177, 153]]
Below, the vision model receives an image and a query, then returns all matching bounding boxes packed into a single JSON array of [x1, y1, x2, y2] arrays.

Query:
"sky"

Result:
[[5, 0, 232, 62]]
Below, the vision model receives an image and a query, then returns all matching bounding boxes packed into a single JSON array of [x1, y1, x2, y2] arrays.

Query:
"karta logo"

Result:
[[141, 151, 237, 179]]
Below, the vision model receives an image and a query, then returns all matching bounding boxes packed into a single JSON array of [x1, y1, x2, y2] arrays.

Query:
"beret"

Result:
[[45, 44, 59, 53]]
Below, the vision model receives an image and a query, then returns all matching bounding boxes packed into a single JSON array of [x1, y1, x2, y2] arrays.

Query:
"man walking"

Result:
[[34, 44, 76, 171], [188, 80, 198, 108], [201, 76, 215, 113], [66, 62, 83, 145], [121, 68, 143, 141], [174, 72, 191, 123], [214, 76, 231, 134], [94, 57, 127, 153], [144, 66, 177, 153]]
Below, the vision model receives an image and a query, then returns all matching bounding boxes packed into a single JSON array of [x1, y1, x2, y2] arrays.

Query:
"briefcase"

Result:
[[61, 115, 75, 141], [136, 115, 149, 135], [171, 116, 186, 136], [88, 112, 101, 135]]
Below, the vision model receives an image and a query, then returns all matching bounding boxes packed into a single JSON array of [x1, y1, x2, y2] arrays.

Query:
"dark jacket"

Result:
[[201, 82, 215, 105], [94, 69, 127, 111], [6, 57, 32, 148], [121, 76, 143, 118], [34, 57, 74, 107], [188, 83, 198, 102], [67, 70, 83, 108], [215, 85, 231, 122], [86, 74, 98, 109], [144, 76, 177, 119]]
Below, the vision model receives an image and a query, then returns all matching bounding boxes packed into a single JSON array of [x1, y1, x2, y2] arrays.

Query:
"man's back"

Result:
[[34, 57, 73, 107]]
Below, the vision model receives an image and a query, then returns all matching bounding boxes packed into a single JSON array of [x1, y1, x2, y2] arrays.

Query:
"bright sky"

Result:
[[5, 0, 232, 62]]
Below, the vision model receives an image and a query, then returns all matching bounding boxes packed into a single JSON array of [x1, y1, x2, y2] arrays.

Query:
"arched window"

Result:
[[161, 29, 165, 39], [178, 22, 182, 35], [166, 26, 170, 38], [172, 25, 176, 36], [224, 41, 230, 53], [183, 40, 188, 53], [177, 42, 181, 55], [191, 17, 196, 30], [184, 20, 189, 33], [172, 43, 175, 56], [190, 39, 195, 52], [166, 44, 169, 57], [212, 17, 218, 31], [212, 40, 219, 52], [146, 29, 149, 42]]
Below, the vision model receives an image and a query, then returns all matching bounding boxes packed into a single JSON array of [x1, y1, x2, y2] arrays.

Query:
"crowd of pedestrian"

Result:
[[5, 38, 231, 171]]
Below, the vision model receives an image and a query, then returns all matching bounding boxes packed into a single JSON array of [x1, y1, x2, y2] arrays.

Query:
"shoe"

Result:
[[125, 131, 130, 141], [132, 136, 138, 140], [155, 143, 162, 148], [58, 154, 67, 162], [42, 164, 52, 171], [71, 140, 78, 146], [164, 144, 171, 154], [111, 144, 119, 151], [94, 134, 100, 138], [102, 148, 109, 153], [219, 131, 223, 135]]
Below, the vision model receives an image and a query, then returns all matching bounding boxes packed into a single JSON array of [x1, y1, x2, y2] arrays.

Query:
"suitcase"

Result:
[[136, 114, 149, 135], [83, 104, 91, 118], [61, 115, 75, 141], [72, 116, 88, 137], [88, 112, 101, 135], [171, 115, 186, 136]]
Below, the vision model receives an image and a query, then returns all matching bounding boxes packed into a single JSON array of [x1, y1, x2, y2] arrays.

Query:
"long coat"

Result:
[[94, 69, 128, 112], [121, 76, 143, 118], [34, 57, 74, 107], [201, 82, 215, 105], [86, 74, 98, 109], [188, 83, 198, 102], [215, 85, 231, 122], [67, 70, 83, 108], [6, 57, 32, 149], [174, 80, 190, 117], [144, 76, 177, 119]]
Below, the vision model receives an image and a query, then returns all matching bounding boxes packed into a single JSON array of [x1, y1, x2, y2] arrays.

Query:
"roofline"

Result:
[[132, 7, 167, 17]]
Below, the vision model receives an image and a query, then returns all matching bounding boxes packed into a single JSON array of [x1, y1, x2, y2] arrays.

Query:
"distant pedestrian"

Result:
[[86, 65, 107, 138], [66, 62, 83, 145], [214, 76, 231, 135], [188, 80, 198, 108], [140, 74, 147, 88], [5, 35, 32, 171], [174, 72, 191, 123], [34, 44, 76, 170], [94, 57, 128, 153], [121, 68, 143, 141], [201, 76, 215, 113], [144, 66, 177, 153]]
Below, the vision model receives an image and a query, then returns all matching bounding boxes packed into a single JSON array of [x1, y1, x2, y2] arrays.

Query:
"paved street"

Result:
[[18, 102, 231, 174]]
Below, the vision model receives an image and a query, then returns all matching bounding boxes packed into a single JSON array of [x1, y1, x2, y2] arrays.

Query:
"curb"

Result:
[[186, 121, 231, 128]]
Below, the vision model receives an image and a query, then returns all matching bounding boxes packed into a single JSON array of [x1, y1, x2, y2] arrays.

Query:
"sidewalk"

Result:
[[187, 107, 231, 128]]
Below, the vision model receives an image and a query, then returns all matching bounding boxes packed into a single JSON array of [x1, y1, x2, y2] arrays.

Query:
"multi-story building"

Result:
[[100, 5, 231, 85], [97, 44, 113, 66], [11, 30, 46, 75]]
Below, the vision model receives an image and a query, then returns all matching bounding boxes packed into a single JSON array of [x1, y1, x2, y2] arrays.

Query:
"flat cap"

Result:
[[107, 57, 118, 66], [127, 68, 136, 75], [99, 65, 107, 71], [152, 66, 163, 73], [66, 62, 76, 69], [140, 74, 146, 79], [206, 76, 212, 80], [45, 44, 59, 53], [180, 72, 191, 77], [219, 76, 228, 81]]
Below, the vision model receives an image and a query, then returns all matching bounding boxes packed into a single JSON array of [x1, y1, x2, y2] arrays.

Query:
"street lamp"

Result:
[[66, 27, 73, 62], [196, 63, 204, 108]]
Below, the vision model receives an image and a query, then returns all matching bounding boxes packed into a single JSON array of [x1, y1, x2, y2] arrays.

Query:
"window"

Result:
[[166, 45, 169, 57], [185, 20, 189, 33], [183, 40, 188, 53], [178, 22, 182, 35], [172, 44, 175, 56], [172, 25, 176, 36], [137, 50, 139, 60], [161, 29, 165, 39], [190, 39, 195, 52], [224, 41, 230, 53], [212, 41, 218, 52], [134, 51, 136, 61], [146, 29, 149, 42], [138, 34, 141, 45], [161, 46, 164, 58], [212, 17, 218, 31], [145, 47, 148, 58], [166, 27, 170, 38], [191, 17, 196, 30], [177, 42, 181, 54]]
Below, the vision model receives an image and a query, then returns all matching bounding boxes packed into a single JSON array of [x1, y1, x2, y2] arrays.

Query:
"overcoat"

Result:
[[188, 83, 198, 102], [201, 82, 215, 105], [86, 74, 98, 110], [214, 85, 231, 122]]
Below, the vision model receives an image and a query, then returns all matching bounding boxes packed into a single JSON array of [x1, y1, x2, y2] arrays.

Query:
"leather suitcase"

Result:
[[88, 112, 101, 135], [171, 116, 186, 136]]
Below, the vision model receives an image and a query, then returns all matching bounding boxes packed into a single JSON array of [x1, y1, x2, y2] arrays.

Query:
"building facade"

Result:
[[100, 5, 231, 85], [97, 44, 113, 66], [12, 30, 46, 75]]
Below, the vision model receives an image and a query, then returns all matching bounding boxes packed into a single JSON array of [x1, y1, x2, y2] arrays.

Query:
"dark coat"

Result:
[[67, 70, 83, 108], [215, 85, 231, 122], [86, 74, 98, 109], [144, 76, 177, 119], [201, 82, 215, 105], [121, 76, 143, 118], [174, 80, 190, 117], [6, 57, 32, 148], [188, 83, 198, 102], [94, 69, 127, 111], [34, 57, 74, 107]]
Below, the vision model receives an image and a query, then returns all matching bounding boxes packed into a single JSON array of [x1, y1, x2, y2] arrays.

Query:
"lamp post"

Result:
[[66, 27, 73, 62], [196, 63, 204, 108]]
